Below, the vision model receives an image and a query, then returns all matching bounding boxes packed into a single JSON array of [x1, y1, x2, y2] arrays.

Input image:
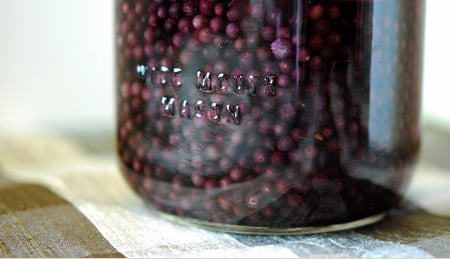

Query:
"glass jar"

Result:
[[115, 0, 425, 234]]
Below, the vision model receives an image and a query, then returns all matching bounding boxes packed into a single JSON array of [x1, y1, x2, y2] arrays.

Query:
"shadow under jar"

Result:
[[115, 0, 425, 234]]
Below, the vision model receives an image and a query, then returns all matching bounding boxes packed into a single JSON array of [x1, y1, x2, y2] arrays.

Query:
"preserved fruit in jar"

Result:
[[115, 0, 425, 234]]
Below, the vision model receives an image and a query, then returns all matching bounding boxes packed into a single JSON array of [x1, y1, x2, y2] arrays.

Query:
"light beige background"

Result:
[[0, 0, 114, 132]]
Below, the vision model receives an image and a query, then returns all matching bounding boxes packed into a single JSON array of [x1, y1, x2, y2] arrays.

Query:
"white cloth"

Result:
[[0, 131, 449, 258]]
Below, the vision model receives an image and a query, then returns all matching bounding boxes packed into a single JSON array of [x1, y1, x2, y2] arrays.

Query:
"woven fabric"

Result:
[[0, 132, 449, 258], [0, 183, 124, 258]]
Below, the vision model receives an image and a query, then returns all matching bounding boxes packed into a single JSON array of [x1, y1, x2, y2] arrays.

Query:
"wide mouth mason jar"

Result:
[[115, 0, 425, 234]]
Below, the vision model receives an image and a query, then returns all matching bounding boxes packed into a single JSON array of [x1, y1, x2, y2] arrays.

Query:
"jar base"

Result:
[[157, 211, 386, 235]]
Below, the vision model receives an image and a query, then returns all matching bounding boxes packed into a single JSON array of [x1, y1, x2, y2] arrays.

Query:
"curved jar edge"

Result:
[[156, 208, 386, 235]]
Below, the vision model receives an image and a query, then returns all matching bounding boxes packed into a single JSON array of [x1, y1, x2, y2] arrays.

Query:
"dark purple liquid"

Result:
[[116, 0, 424, 228]]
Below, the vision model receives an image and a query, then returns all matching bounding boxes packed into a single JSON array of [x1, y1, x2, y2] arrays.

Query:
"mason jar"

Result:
[[115, 0, 425, 234]]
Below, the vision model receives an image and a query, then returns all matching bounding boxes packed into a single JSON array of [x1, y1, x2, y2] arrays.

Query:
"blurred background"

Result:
[[0, 0, 449, 135], [0, 0, 114, 134]]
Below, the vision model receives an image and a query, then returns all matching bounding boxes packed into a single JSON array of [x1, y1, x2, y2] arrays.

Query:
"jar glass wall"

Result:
[[115, 0, 425, 234]]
